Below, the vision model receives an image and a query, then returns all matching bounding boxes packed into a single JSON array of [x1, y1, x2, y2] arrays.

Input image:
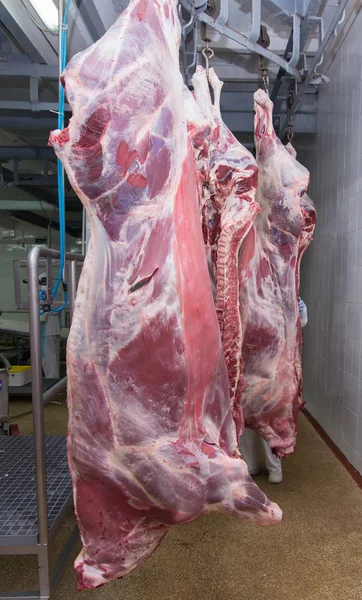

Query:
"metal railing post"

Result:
[[69, 260, 77, 323], [28, 246, 50, 598], [46, 256, 52, 306]]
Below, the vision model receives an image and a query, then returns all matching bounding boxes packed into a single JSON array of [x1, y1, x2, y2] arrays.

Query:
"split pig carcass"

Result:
[[185, 66, 260, 438], [185, 72, 316, 458], [238, 90, 316, 457], [49, 0, 281, 589]]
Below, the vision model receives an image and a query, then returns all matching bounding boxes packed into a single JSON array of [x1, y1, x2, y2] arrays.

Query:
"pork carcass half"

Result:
[[238, 90, 314, 457], [186, 66, 260, 437], [49, 1, 281, 589]]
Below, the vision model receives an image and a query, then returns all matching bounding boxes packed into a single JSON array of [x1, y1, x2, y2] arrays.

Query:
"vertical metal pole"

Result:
[[58, 0, 64, 87], [28, 247, 50, 599], [287, 13, 301, 70], [13, 260, 22, 310], [248, 0, 261, 45], [69, 259, 77, 323], [46, 257, 52, 306], [59, 0, 66, 287], [81, 206, 86, 256]]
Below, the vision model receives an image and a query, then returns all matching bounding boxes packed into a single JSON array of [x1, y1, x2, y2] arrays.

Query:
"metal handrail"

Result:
[[27, 247, 84, 596]]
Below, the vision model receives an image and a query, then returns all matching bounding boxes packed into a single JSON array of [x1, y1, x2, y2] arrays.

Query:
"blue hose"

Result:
[[51, 0, 72, 314], [39, 289, 46, 315], [50, 291, 68, 314]]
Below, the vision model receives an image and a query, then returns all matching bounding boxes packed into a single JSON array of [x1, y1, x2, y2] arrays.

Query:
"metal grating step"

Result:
[[0, 436, 72, 544]]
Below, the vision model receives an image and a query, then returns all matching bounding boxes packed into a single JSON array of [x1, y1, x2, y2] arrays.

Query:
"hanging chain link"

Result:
[[257, 25, 270, 94], [286, 127, 294, 142], [259, 56, 269, 92]]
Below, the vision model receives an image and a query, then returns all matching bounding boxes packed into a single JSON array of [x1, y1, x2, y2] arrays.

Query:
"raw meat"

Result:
[[49, 1, 281, 589], [286, 143, 317, 408], [293, 183, 317, 407], [295, 191, 316, 407], [286, 143, 317, 298], [238, 89, 313, 457], [186, 66, 260, 437]]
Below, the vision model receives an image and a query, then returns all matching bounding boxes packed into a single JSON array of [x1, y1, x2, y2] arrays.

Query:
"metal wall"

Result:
[[297, 6, 362, 474]]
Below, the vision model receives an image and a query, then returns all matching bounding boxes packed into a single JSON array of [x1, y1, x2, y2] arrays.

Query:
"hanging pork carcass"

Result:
[[49, 0, 281, 589], [238, 90, 316, 457], [186, 66, 261, 437]]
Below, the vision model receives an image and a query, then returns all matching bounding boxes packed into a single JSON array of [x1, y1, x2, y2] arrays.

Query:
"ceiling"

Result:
[[0, 0, 357, 239]]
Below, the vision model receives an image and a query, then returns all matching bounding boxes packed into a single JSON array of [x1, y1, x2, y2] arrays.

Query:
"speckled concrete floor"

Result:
[[2, 399, 362, 600]]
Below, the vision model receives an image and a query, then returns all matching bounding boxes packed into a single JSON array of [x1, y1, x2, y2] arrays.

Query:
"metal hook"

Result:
[[184, 12, 194, 34], [179, 2, 194, 35], [202, 41, 214, 80], [257, 25, 270, 94], [178, 3, 196, 84], [187, 22, 198, 79], [259, 56, 269, 93]]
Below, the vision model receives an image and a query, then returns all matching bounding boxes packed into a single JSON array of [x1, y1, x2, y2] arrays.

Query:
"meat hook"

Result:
[[257, 26, 270, 94], [259, 56, 270, 94], [202, 41, 214, 80], [200, 21, 214, 80]]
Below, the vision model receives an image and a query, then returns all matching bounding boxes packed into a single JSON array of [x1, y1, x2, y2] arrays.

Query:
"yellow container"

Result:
[[9, 366, 32, 387]]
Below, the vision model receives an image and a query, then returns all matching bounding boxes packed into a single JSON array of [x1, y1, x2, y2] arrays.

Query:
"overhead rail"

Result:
[[278, 0, 350, 138], [270, 0, 324, 107], [177, 0, 353, 139], [0, 0, 354, 141], [196, 1, 301, 79]]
